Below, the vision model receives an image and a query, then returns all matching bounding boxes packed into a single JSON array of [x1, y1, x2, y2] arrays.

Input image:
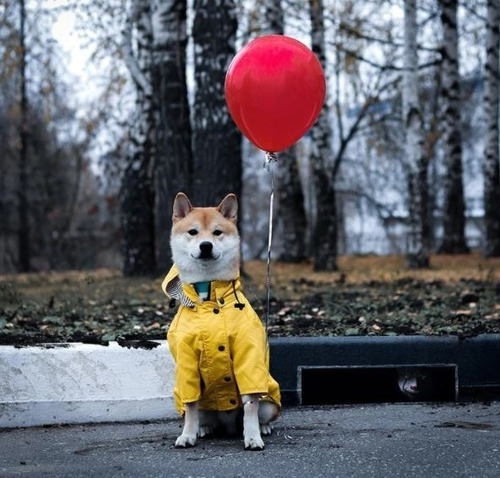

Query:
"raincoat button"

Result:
[[224, 376, 231, 382], [219, 298, 225, 305], [218, 345, 225, 352], [230, 399, 237, 405], [213, 308, 220, 314]]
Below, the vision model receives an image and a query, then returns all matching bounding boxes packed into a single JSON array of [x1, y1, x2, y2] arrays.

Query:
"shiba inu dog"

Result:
[[162, 192, 281, 450]]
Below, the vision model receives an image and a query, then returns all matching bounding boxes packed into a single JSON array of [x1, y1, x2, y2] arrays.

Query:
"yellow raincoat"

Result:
[[162, 265, 281, 415]]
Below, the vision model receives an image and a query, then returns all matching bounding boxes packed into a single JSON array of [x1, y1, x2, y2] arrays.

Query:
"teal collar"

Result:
[[193, 281, 210, 300]]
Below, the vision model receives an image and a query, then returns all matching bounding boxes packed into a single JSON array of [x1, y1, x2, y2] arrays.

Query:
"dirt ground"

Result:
[[1, 254, 500, 346]]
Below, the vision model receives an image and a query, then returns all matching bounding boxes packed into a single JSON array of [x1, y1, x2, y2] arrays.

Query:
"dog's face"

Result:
[[170, 193, 240, 283]]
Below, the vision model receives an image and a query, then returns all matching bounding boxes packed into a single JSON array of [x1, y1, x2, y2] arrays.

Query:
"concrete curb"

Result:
[[0, 341, 176, 428], [1, 335, 499, 428]]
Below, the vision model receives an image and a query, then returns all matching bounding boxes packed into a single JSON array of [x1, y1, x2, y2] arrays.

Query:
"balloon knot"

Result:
[[264, 152, 278, 171]]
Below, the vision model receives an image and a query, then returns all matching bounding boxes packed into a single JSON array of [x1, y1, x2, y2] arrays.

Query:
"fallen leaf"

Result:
[[452, 309, 472, 315]]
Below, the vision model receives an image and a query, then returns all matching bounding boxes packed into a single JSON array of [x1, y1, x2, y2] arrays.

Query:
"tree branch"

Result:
[[338, 187, 397, 220], [335, 44, 441, 71], [121, 2, 151, 95], [332, 75, 401, 179], [338, 21, 439, 53]]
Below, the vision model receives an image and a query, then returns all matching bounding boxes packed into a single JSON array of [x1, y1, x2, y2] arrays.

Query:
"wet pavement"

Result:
[[1, 401, 499, 477]]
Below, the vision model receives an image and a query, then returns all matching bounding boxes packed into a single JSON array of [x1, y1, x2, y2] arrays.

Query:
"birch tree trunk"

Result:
[[120, 0, 156, 276], [191, 0, 241, 207], [265, 0, 284, 35], [152, 0, 193, 272], [403, 0, 430, 268], [437, 0, 469, 253], [265, 0, 307, 262], [309, 0, 337, 271], [18, 0, 31, 272], [483, 0, 500, 257]]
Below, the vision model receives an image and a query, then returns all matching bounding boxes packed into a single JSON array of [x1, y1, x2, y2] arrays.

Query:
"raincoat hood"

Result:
[[162, 265, 281, 415]]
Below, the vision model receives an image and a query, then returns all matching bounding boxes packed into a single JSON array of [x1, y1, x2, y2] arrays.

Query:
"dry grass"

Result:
[[245, 253, 500, 291]]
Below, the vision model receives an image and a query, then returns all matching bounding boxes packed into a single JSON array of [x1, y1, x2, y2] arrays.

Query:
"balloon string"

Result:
[[264, 152, 277, 333]]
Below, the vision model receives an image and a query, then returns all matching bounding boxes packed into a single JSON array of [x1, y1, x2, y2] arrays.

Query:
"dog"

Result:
[[162, 192, 281, 450]]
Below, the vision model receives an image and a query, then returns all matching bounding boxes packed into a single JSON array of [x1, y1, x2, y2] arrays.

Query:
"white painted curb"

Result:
[[0, 341, 177, 428]]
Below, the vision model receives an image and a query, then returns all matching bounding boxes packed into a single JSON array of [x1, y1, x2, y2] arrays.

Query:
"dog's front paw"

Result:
[[175, 433, 197, 448], [244, 434, 265, 451]]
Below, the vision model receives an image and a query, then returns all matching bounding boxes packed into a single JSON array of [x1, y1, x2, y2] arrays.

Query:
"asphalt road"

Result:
[[1, 401, 499, 478]]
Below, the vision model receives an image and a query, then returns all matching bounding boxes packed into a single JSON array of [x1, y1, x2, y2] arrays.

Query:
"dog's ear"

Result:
[[217, 194, 238, 223], [173, 193, 193, 222]]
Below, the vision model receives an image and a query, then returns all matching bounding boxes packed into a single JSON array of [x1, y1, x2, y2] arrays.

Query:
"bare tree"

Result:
[[309, 0, 337, 271], [308, 0, 401, 270], [120, 0, 156, 276], [483, 0, 500, 257], [0, 0, 91, 272], [437, 0, 468, 253], [191, 0, 241, 207], [152, 0, 193, 272], [403, 0, 430, 268], [18, 0, 30, 272], [82, 0, 192, 274]]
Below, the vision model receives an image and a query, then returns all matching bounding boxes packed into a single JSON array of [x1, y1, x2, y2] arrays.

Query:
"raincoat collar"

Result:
[[162, 265, 243, 307]]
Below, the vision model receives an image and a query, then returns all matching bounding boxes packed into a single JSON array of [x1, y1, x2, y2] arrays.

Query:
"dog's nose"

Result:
[[199, 241, 213, 255]]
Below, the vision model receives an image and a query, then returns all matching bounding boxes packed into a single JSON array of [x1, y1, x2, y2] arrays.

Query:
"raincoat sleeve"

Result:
[[168, 325, 202, 405]]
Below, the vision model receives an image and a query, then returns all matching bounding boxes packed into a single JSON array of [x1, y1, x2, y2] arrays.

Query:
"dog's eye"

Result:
[[213, 230, 223, 236], [188, 229, 198, 236]]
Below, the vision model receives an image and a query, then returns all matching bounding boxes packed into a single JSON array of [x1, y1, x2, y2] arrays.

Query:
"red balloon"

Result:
[[225, 35, 325, 153]]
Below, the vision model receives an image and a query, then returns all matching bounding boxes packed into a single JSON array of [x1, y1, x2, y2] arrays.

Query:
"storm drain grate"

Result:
[[299, 364, 458, 405]]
